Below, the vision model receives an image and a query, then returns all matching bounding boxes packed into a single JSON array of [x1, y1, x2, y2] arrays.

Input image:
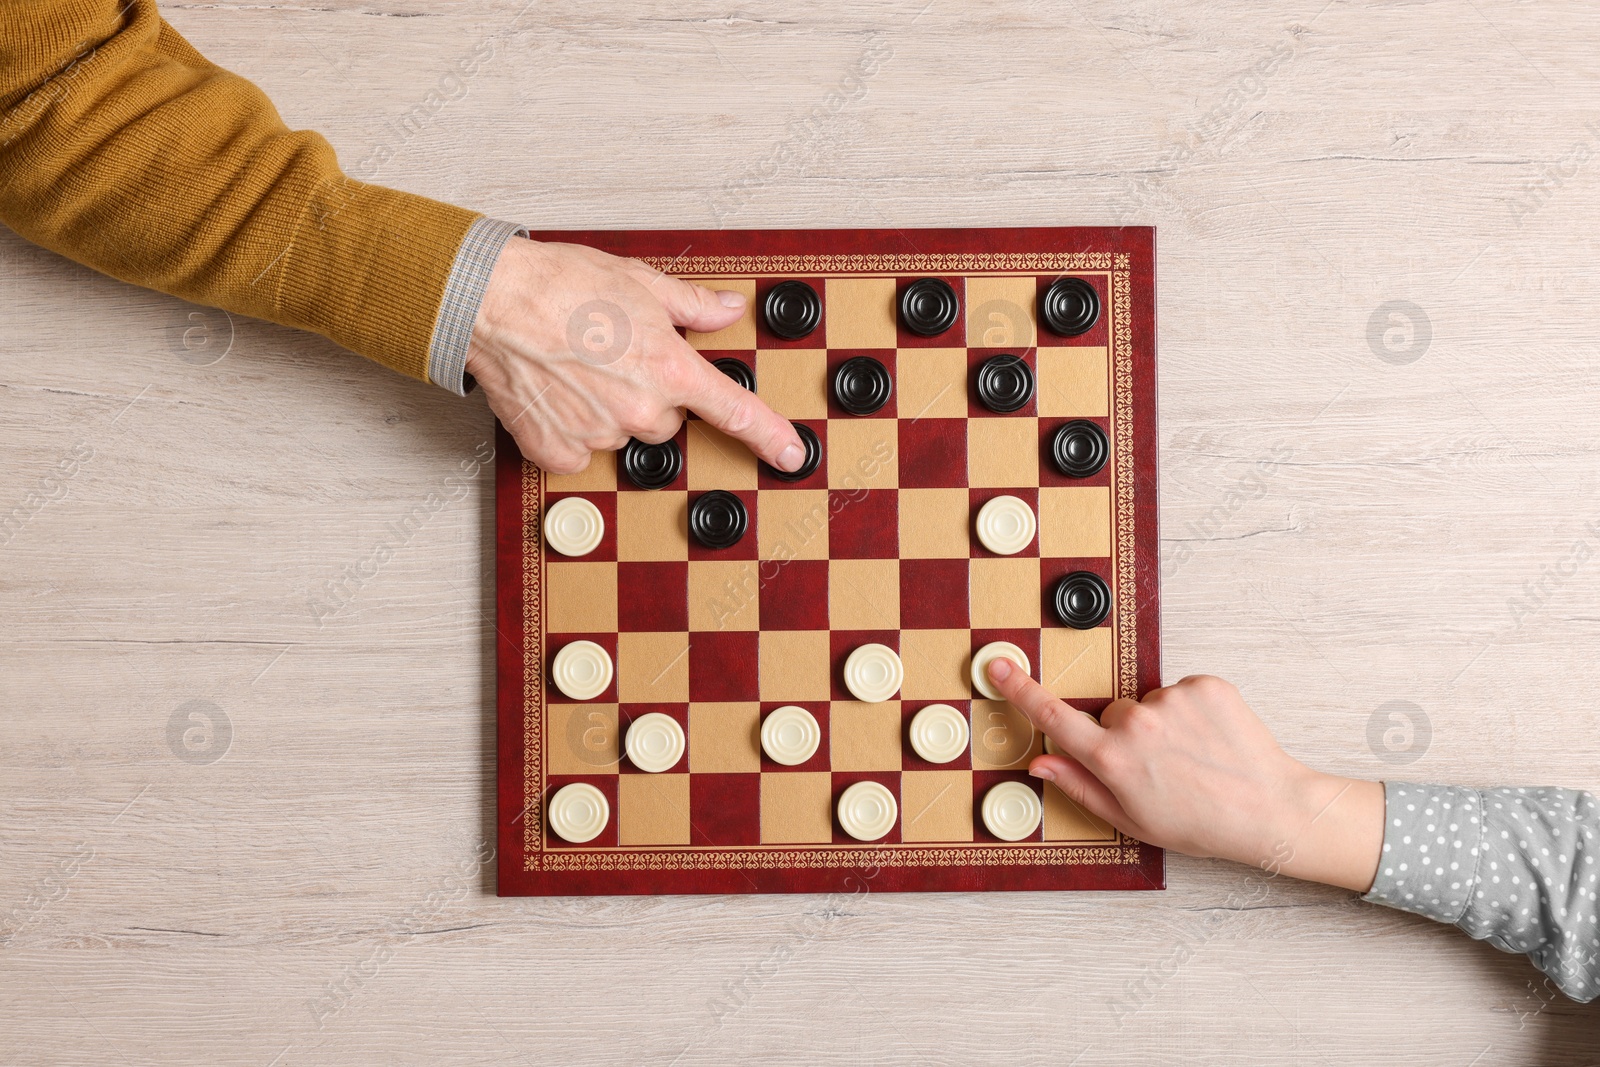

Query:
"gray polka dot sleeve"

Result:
[[1362, 782, 1600, 1002]]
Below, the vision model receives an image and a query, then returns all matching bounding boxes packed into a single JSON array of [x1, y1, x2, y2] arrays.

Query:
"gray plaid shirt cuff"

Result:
[[427, 216, 529, 396]]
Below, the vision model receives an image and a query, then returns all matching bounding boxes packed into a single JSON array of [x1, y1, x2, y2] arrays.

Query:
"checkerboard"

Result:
[[496, 227, 1161, 896]]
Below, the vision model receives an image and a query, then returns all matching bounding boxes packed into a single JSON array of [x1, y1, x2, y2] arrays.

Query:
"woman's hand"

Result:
[[985, 659, 1384, 892], [466, 239, 805, 475]]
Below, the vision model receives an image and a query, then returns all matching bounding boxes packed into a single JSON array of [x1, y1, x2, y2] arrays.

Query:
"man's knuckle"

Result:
[[721, 395, 759, 436], [658, 356, 698, 397], [688, 279, 720, 307], [634, 410, 681, 445], [616, 394, 663, 433], [542, 451, 588, 476]]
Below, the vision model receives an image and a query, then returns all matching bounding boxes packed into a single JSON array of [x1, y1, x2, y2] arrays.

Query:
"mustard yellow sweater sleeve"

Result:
[[0, 0, 484, 384]]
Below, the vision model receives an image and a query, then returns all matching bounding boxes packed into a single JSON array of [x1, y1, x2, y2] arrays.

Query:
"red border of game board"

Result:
[[496, 227, 1161, 895]]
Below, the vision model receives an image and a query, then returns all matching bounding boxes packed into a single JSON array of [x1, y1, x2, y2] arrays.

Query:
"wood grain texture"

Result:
[[4, 0, 1600, 1062]]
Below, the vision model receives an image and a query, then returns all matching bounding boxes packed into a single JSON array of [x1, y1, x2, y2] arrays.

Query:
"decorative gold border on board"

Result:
[[541, 844, 1140, 873], [521, 472, 545, 858], [641, 252, 1130, 275], [1111, 268, 1138, 700], [520, 257, 1144, 869]]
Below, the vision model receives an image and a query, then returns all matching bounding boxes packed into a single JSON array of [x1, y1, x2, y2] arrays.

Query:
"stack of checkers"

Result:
[[538, 271, 1118, 850]]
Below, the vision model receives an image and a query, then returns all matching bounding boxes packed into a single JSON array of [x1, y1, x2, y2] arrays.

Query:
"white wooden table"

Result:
[[5, 1, 1600, 1062]]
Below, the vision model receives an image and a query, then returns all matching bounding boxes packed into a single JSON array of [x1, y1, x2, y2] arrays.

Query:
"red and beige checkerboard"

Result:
[[496, 227, 1161, 895]]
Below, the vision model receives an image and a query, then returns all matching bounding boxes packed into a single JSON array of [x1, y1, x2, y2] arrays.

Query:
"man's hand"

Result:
[[465, 240, 806, 475], [984, 659, 1384, 892]]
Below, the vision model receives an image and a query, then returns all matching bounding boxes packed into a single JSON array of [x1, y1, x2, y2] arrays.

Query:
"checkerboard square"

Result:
[[616, 491, 689, 561], [897, 488, 970, 558], [896, 277, 965, 347], [900, 701, 972, 771], [972, 772, 1044, 843], [685, 277, 757, 350], [1041, 558, 1112, 629], [618, 773, 691, 845], [1034, 275, 1109, 347], [548, 561, 618, 633], [702, 351, 755, 385], [546, 450, 617, 493], [547, 633, 618, 704], [757, 419, 828, 491], [969, 556, 1042, 629], [967, 417, 1040, 488], [689, 631, 758, 702], [1038, 418, 1112, 490], [1041, 627, 1115, 699], [757, 489, 829, 560], [827, 418, 897, 490], [760, 771, 833, 843], [897, 419, 966, 489], [617, 631, 690, 703], [827, 489, 897, 558], [689, 702, 761, 773], [966, 349, 1038, 419], [688, 559, 761, 631], [758, 702, 830, 772], [830, 700, 903, 771], [616, 425, 688, 492], [1040, 486, 1111, 557], [1037, 346, 1109, 417], [970, 700, 1042, 770], [547, 704, 619, 774], [759, 559, 829, 630], [825, 277, 898, 349], [1043, 780, 1118, 841], [756, 349, 828, 418], [965, 277, 1037, 349], [544, 775, 617, 848], [969, 487, 1040, 558], [687, 422, 758, 490], [756, 277, 827, 348], [972, 628, 1041, 685], [826, 349, 897, 419], [760, 630, 831, 701], [831, 771, 902, 844], [617, 562, 687, 632], [899, 629, 972, 700], [688, 490, 757, 562], [690, 773, 761, 845], [830, 629, 900, 702], [898, 559, 968, 629], [896, 349, 967, 418], [830, 558, 899, 630], [546, 492, 617, 562], [620, 704, 689, 774], [901, 769, 974, 842]]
